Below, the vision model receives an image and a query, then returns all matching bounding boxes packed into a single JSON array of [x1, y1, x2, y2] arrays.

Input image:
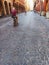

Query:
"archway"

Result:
[[9, 3, 11, 13], [4, 1, 9, 15], [0, 0, 4, 16]]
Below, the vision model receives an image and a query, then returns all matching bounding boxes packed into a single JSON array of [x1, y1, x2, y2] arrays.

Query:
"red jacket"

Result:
[[11, 8, 17, 16]]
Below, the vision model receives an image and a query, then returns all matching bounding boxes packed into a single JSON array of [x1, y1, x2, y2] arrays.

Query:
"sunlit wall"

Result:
[[25, 0, 35, 11]]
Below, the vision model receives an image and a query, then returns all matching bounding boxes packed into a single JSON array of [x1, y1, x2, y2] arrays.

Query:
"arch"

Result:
[[9, 3, 11, 13], [0, 0, 4, 16], [4, 1, 9, 15], [0, 1, 2, 7]]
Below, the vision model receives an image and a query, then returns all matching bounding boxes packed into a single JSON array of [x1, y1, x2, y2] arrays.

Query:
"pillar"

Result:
[[39, 0, 42, 15], [46, 0, 49, 18]]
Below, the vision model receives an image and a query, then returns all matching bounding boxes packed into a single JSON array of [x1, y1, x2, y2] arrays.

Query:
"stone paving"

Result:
[[0, 17, 11, 26], [0, 11, 49, 65]]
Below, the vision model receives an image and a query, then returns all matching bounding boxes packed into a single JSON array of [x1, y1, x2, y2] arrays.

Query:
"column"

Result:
[[46, 0, 49, 18], [39, 0, 42, 15], [2, 1, 6, 15]]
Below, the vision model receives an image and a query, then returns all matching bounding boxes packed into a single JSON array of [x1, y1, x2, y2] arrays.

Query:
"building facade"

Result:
[[13, 0, 25, 13], [34, 0, 49, 14], [0, 0, 13, 17], [0, 0, 26, 17]]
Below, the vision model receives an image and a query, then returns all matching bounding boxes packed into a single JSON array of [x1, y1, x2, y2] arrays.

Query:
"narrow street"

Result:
[[0, 11, 49, 65]]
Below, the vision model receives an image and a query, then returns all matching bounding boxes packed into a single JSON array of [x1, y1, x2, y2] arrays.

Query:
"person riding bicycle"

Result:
[[11, 7, 18, 26], [11, 7, 17, 18]]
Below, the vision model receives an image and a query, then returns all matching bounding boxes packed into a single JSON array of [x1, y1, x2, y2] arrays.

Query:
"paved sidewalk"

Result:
[[0, 11, 49, 65], [0, 17, 12, 26]]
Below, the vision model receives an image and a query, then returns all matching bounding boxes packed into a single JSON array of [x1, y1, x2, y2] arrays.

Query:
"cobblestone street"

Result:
[[0, 11, 49, 65]]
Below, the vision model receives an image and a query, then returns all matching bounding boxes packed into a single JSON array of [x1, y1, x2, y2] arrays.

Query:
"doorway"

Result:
[[9, 3, 11, 13], [4, 1, 9, 15], [0, 0, 4, 16]]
